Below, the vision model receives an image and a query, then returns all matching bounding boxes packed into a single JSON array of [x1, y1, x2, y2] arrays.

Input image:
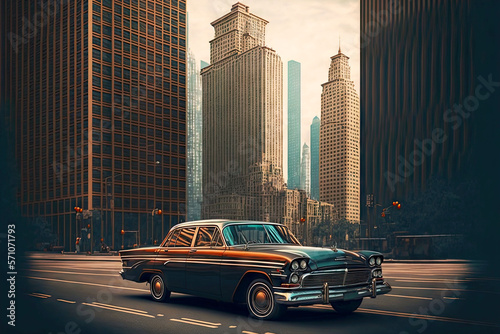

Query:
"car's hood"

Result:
[[242, 244, 367, 269]]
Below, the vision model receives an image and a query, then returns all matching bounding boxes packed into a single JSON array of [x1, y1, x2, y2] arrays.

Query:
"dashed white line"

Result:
[[57, 298, 76, 304], [181, 318, 221, 326], [28, 293, 50, 299], [382, 294, 433, 300], [92, 302, 149, 314], [25, 276, 148, 292], [170, 318, 219, 328], [81, 302, 155, 318]]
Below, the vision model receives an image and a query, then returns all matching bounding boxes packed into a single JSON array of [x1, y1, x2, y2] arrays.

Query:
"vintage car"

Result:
[[119, 220, 391, 319]]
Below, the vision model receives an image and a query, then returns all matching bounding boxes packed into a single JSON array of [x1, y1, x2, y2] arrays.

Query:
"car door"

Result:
[[185, 226, 225, 298], [156, 227, 196, 292]]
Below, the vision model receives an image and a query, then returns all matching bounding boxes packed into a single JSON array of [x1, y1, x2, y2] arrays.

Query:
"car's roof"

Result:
[[172, 219, 284, 230]]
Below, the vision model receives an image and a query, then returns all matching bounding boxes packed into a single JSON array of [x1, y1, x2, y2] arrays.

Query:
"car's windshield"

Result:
[[222, 223, 300, 246]]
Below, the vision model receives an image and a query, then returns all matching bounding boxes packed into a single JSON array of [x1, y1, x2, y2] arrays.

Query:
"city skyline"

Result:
[[187, 0, 360, 179]]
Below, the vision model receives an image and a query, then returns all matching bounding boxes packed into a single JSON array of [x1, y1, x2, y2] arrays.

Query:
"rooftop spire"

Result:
[[338, 36, 341, 54]]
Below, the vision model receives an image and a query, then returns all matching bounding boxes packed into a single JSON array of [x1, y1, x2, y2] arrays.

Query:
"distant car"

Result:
[[119, 220, 391, 320]]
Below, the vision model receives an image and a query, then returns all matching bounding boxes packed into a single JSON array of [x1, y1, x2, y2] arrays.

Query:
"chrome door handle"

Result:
[[189, 249, 197, 253], [160, 249, 168, 253]]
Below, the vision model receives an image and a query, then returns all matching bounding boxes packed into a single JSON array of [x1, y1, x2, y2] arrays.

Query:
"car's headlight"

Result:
[[376, 257, 382, 266], [290, 273, 299, 284], [369, 257, 376, 266], [291, 260, 299, 270], [300, 259, 307, 269]]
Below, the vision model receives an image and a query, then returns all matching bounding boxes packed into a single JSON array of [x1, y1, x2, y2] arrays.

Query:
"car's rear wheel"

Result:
[[246, 278, 286, 320], [150, 274, 171, 302], [330, 299, 363, 314]]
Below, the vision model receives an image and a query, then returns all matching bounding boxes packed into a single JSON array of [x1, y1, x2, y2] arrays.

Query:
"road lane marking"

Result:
[[393, 279, 469, 283], [170, 318, 219, 328], [28, 293, 50, 299], [157, 314, 164, 317], [57, 299, 76, 304], [357, 308, 499, 328], [82, 302, 155, 318], [181, 318, 221, 326], [31, 292, 51, 297], [92, 302, 149, 314], [385, 276, 469, 282], [229, 325, 237, 328], [382, 294, 433, 300], [29, 269, 118, 276], [443, 296, 461, 300], [242, 331, 258, 334], [391, 285, 500, 294], [25, 276, 148, 292]]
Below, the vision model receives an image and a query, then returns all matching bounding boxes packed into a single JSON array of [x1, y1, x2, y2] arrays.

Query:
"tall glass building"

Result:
[[1, 0, 187, 250], [287, 60, 301, 190], [310, 116, 320, 200], [187, 52, 203, 221]]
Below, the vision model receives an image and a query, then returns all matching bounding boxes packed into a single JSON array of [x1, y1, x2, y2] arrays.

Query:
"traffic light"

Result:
[[300, 218, 305, 222], [157, 209, 162, 215], [74, 206, 83, 213], [397, 203, 402, 209], [87, 224, 91, 229], [381, 212, 386, 217], [121, 229, 125, 235]]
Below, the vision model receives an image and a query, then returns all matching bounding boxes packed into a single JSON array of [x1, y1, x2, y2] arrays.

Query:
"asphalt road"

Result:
[[7, 253, 500, 334]]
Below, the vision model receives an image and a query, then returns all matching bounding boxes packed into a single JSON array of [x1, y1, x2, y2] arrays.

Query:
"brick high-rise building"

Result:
[[201, 2, 283, 221], [320, 47, 360, 222], [0, 0, 187, 250]]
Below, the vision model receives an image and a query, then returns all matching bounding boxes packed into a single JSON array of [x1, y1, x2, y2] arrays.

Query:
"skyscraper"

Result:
[[310, 116, 320, 200], [360, 1, 500, 245], [300, 143, 310, 197], [201, 3, 284, 221], [1, 0, 187, 250], [320, 47, 360, 222], [287, 60, 301, 190], [187, 52, 203, 221]]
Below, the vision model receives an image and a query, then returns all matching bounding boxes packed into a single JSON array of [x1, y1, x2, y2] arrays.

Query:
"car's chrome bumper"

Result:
[[274, 279, 392, 306]]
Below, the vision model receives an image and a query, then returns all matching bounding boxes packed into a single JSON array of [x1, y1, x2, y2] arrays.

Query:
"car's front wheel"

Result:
[[330, 299, 363, 314], [246, 278, 286, 320], [150, 274, 171, 302]]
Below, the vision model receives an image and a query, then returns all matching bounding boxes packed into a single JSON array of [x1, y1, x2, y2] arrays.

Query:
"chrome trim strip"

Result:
[[274, 281, 392, 306]]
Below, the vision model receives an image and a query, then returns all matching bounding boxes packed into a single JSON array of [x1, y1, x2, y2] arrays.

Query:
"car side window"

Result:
[[195, 227, 215, 247], [175, 228, 196, 247], [211, 228, 224, 247], [165, 229, 180, 247]]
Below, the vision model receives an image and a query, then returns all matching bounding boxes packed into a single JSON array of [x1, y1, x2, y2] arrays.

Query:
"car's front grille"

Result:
[[301, 268, 371, 288]]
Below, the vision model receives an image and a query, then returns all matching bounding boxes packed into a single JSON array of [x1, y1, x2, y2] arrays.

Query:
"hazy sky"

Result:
[[187, 0, 360, 178]]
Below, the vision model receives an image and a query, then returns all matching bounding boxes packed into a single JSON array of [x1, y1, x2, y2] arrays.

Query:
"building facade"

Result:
[[201, 2, 283, 222], [287, 60, 301, 190], [360, 0, 500, 244], [300, 143, 310, 197], [200, 3, 335, 243], [187, 52, 203, 221], [1, 0, 187, 250], [320, 47, 360, 222], [310, 116, 320, 200]]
